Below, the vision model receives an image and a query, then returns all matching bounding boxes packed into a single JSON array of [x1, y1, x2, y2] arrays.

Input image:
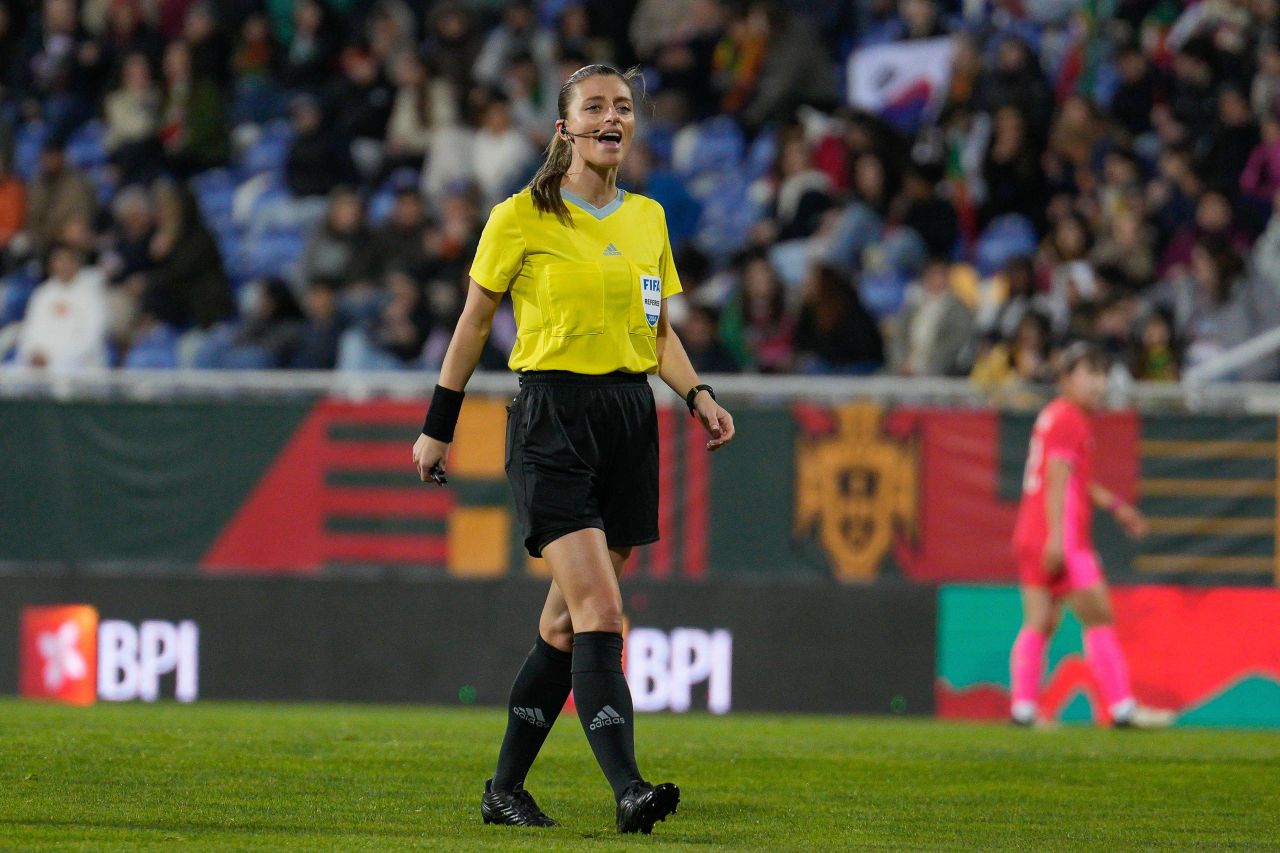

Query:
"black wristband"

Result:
[[422, 384, 465, 442], [685, 383, 715, 416]]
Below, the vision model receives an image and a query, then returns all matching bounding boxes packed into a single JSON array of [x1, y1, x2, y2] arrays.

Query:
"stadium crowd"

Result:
[[3, 0, 1280, 383]]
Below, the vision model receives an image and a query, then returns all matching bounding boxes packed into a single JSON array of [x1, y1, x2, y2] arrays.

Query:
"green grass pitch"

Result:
[[2, 699, 1278, 850]]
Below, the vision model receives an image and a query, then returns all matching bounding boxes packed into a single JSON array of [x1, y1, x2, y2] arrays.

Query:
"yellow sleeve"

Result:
[[469, 197, 525, 293], [657, 203, 683, 298]]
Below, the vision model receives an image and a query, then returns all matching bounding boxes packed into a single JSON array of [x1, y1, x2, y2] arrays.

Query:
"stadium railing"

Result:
[[3, 368, 1280, 412]]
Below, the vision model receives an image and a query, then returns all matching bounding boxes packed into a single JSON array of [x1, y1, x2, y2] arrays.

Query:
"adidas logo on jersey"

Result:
[[602, 243, 622, 256], [589, 704, 626, 730], [513, 706, 550, 728]]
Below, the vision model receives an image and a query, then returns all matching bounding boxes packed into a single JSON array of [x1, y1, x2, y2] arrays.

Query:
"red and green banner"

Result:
[[1, 397, 1276, 585], [937, 585, 1280, 727]]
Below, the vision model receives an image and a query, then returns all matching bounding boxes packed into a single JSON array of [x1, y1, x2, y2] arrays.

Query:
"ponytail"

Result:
[[526, 63, 645, 226], [529, 132, 575, 225]]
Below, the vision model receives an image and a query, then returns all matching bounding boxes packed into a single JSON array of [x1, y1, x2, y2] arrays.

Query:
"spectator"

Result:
[[1129, 307, 1180, 381], [471, 1, 556, 90], [183, 2, 231, 89], [336, 268, 431, 370], [101, 184, 154, 345], [301, 186, 377, 295], [14, 0, 99, 135], [1203, 86, 1259, 194], [719, 251, 794, 372], [678, 303, 740, 374], [1109, 45, 1158, 137], [731, 3, 838, 129], [977, 255, 1039, 341], [421, 187, 480, 285], [470, 93, 535, 208], [103, 51, 162, 183], [25, 141, 97, 253], [329, 43, 394, 174], [291, 277, 342, 368], [980, 37, 1053, 139], [767, 134, 833, 242], [1160, 189, 1251, 276], [1091, 210, 1156, 289], [158, 38, 229, 176], [420, 4, 480, 96], [891, 258, 974, 376], [1039, 214, 1098, 334], [970, 310, 1053, 389], [982, 105, 1047, 230], [1240, 114, 1280, 205], [370, 184, 429, 277], [892, 162, 958, 260], [1155, 238, 1280, 380], [193, 277, 303, 368], [384, 51, 458, 173], [284, 93, 356, 197], [15, 243, 108, 370], [280, 0, 336, 92], [143, 179, 232, 329], [793, 265, 883, 375], [96, 0, 165, 76]]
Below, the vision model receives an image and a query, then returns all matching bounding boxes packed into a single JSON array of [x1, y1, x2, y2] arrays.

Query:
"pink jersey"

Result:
[[1013, 398, 1095, 554]]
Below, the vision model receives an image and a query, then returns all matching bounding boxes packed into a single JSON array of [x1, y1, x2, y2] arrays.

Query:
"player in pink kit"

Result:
[[1011, 343, 1173, 728]]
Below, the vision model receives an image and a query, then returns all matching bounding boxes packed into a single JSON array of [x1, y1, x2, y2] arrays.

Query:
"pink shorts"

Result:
[[1016, 544, 1104, 598]]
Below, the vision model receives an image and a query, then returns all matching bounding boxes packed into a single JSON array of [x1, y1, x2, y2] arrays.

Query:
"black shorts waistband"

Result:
[[517, 370, 650, 387]]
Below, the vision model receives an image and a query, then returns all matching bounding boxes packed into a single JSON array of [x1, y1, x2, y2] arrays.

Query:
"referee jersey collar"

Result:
[[561, 187, 625, 220]]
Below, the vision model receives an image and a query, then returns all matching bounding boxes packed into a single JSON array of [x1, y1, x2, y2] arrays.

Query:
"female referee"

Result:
[[412, 64, 735, 835]]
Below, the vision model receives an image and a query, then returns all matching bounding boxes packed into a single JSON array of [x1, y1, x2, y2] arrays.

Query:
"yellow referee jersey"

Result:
[[470, 187, 683, 374]]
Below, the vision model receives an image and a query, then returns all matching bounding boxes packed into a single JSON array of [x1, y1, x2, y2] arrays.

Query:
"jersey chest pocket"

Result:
[[627, 265, 663, 338], [540, 262, 605, 336]]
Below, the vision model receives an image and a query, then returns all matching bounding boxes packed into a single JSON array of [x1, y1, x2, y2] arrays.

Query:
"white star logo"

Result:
[[36, 621, 88, 690]]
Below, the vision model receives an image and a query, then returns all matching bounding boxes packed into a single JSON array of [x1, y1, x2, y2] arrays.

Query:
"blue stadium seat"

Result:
[[694, 171, 759, 258], [746, 129, 778, 179], [67, 121, 108, 170], [122, 323, 180, 369], [860, 270, 909, 319], [88, 164, 117, 205], [367, 190, 395, 226], [676, 115, 745, 179], [238, 119, 294, 178], [237, 227, 306, 280], [974, 213, 1037, 277], [1, 268, 40, 327], [14, 121, 47, 181]]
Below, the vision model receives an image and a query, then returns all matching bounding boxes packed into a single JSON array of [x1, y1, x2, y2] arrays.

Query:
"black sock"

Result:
[[492, 636, 573, 791], [571, 631, 643, 800]]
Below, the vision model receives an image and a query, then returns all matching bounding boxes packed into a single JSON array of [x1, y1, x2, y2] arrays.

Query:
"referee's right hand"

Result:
[[413, 434, 451, 486]]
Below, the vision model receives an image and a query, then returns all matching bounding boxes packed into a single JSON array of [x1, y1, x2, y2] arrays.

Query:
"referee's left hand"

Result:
[[694, 395, 735, 452]]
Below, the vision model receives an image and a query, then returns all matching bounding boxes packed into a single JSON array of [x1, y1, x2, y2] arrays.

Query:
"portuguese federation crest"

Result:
[[795, 403, 917, 581]]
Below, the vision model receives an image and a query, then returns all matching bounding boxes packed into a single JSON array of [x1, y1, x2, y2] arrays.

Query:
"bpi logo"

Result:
[[19, 605, 199, 705], [626, 627, 732, 714]]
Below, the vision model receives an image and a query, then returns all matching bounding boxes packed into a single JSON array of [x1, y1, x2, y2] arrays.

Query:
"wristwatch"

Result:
[[685, 383, 715, 416]]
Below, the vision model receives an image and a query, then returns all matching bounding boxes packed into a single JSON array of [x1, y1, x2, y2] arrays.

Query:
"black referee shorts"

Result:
[[505, 370, 659, 558]]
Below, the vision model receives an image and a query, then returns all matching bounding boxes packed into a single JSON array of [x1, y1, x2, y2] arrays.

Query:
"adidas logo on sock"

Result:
[[513, 706, 550, 728], [602, 243, 622, 256], [589, 704, 626, 730]]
